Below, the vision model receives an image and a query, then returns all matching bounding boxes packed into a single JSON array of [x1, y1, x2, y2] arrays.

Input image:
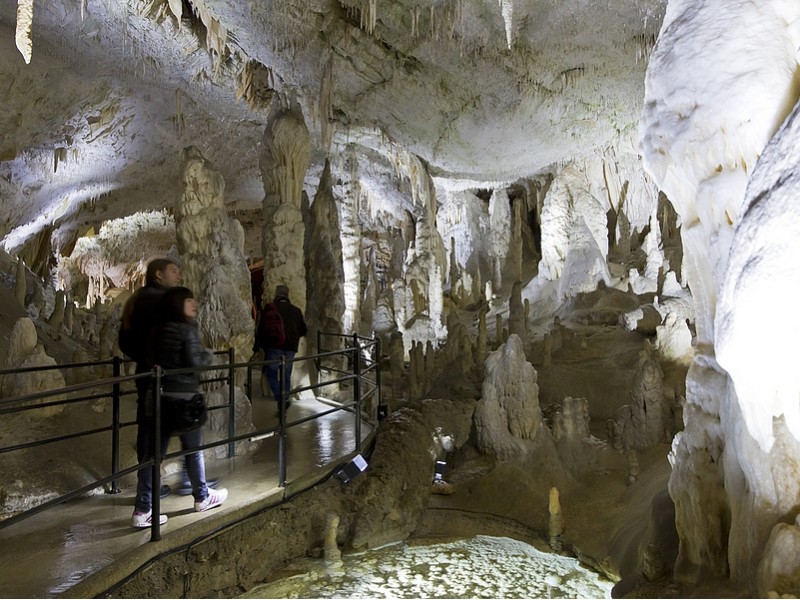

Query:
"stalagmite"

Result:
[[474, 334, 543, 459], [495, 313, 503, 345], [64, 295, 74, 333], [627, 449, 639, 484], [549, 486, 564, 551], [305, 159, 345, 357], [543, 333, 552, 367], [14, 256, 26, 307], [324, 512, 342, 564], [47, 290, 65, 339]]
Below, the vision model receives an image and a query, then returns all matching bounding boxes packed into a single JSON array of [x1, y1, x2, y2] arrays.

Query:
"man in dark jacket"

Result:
[[119, 258, 180, 524], [258, 284, 307, 408]]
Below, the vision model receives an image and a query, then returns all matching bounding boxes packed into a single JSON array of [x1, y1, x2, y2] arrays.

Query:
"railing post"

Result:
[[278, 355, 287, 487], [352, 333, 362, 452], [151, 366, 163, 542], [245, 362, 252, 402], [228, 347, 236, 458], [108, 356, 122, 494]]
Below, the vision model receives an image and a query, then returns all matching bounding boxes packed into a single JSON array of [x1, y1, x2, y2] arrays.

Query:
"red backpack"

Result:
[[257, 303, 286, 348]]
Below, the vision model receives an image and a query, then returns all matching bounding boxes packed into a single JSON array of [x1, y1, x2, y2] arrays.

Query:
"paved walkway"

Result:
[[0, 392, 374, 598]]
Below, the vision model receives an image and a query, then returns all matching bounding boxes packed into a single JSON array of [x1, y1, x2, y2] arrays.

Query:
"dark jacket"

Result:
[[119, 284, 167, 372], [273, 297, 307, 352], [152, 321, 212, 393]]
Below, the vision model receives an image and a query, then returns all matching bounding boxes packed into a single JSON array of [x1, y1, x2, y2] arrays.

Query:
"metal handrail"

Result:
[[0, 334, 381, 541]]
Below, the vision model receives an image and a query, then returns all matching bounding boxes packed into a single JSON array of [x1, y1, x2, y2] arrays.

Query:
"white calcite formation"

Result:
[[393, 152, 448, 353], [176, 146, 253, 363], [260, 103, 312, 312], [640, 0, 800, 584], [5, 0, 800, 594], [474, 334, 543, 460]]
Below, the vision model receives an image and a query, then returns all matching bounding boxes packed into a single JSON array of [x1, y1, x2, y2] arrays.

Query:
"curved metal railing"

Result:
[[0, 333, 382, 541]]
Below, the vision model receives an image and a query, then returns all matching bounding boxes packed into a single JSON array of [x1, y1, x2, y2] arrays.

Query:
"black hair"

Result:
[[145, 258, 178, 286], [158, 286, 195, 323]]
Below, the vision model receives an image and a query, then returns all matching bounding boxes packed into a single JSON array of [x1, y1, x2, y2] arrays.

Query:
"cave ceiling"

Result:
[[0, 0, 666, 257]]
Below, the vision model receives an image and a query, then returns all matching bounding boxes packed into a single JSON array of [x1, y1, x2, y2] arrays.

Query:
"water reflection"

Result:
[[240, 535, 612, 599]]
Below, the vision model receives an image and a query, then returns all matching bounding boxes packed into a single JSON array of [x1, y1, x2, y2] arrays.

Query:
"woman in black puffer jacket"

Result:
[[131, 286, 228, 528]]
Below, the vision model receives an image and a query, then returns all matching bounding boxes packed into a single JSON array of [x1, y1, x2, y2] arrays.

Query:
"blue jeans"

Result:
[[263, 349, 296, 404], [134, 416, 208, 512]]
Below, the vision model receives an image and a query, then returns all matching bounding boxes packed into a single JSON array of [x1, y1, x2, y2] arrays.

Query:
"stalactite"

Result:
[[318, 54, 334, 154], [15, 0, 34, 64]]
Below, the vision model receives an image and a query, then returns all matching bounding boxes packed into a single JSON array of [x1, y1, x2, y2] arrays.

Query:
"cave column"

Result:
[[260, 102, 312, 311], [176, 146, 254, 362], [339, 149, 362, 334]]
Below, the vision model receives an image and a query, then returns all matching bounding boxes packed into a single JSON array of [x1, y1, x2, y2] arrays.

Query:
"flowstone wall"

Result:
[[640, 0, 800, 589]]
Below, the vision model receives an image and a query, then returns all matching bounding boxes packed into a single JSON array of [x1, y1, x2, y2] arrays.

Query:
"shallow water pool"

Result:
[[240, 534, 613, 599]]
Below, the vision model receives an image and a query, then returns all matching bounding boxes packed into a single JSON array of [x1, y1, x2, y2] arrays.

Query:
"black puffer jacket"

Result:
[[152, 321, 212, 393], [119, 284, 167, 372]]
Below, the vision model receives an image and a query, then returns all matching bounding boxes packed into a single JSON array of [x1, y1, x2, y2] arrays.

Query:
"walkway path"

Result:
[[0, 390, 373, 598]]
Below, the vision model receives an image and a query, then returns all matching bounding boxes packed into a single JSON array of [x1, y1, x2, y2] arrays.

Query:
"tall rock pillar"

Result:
[[176, 147, 253, 362], [260, 103, 312, 311], [305, 159, 345, 355]]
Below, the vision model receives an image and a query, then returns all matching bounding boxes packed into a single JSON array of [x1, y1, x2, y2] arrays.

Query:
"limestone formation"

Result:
[[338, 150, 362, 334], [176, 146, 254, 365], [0, 317, 65, 417], [549, 396, 605, 471], [549, 486, 564, 551], [46, 289, 65, 339], [614, 341, 665, 449], [441, 320, 473, 380], [260, 102, 311, 312], [474, 334, 543, 460], [324, 512, 342, 565], [508, 280, 526, 343], [305, 159, 345, 358], [348, 398, 475, 550], [394, 152, 447, 350], [475, 307, 488, 370], [542, 333, 553, 367], [388, 331, 405, 401], [63, 294, 74, 333], [14, 256, 26, 307]]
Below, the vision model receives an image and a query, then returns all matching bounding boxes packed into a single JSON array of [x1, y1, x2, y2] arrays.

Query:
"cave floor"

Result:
[[0, 393, 370, 598]]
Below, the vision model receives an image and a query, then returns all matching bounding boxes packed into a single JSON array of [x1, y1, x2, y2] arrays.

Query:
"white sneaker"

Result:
[[194, 488, 228, 512], [131, 510, 168, 528]]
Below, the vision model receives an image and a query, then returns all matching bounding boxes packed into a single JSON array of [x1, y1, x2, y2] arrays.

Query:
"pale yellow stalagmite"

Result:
[[15, 0, 34, 64], [549, 486, 564, 551]]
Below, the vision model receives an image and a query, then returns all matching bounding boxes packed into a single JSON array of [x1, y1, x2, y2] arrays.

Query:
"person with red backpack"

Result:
[[254, 284, 307, 409]]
